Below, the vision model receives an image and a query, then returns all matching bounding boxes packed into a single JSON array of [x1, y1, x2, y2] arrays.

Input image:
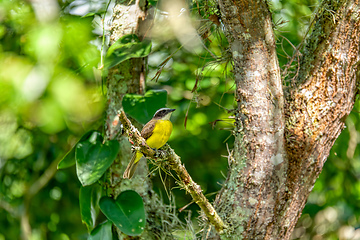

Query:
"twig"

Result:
[[282, 6, 318, 78], [27, 158, 60, 199], [20, 157, 60, 240], [118, 111, 227, 234]]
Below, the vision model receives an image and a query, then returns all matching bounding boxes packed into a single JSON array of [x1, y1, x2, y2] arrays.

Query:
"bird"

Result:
[[123, 108, 176, 179]]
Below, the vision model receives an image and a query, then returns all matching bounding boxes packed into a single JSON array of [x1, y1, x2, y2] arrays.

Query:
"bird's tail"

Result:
[[123, 151, 143, 179]]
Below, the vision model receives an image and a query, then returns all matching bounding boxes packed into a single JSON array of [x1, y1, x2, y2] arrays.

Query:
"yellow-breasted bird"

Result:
[[123, 108, 176, 179]]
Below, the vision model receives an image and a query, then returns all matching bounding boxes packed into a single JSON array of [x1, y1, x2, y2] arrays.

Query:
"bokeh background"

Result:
[[1, 0, 360, 239]]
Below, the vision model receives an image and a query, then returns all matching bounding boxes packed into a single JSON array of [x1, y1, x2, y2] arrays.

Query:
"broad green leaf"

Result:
[[123, 89, 168, 124], [58, 130, 98, 169], [75, 131, 120, 186], [88, 220, 112, 240], [105, 34, 152, 69], [99, 190, 146, 236], [80, 184, 102, 232]]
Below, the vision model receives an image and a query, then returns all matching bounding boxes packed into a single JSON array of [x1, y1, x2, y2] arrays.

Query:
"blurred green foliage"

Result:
[[0, 0, 359, 240], [0, 0, 103, 239]]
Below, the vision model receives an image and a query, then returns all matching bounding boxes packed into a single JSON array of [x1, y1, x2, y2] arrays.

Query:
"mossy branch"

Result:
[[118, 110, 227, 234]]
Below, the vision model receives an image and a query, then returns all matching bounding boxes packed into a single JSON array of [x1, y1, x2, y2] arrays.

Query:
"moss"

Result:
[[216, 130, 249, 239]]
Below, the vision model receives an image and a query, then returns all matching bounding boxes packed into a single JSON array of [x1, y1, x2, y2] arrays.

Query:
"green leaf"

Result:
[[58, 130, 98, 169], [57, 147, 76, 169], [148, 0, 158, 7], [123, 89, 168, 124], [99, 190, 146, 236], [105, 34, 152, 69], [88, 221, 112, 240], [75, 131, 120, 186], [80, 184, 102, 232]]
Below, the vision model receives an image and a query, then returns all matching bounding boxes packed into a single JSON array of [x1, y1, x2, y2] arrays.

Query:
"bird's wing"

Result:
[[141, 120, 156, 140]]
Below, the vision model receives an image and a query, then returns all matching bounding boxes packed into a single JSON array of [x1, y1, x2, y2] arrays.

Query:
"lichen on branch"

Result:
[[118, 110, 227, 235]]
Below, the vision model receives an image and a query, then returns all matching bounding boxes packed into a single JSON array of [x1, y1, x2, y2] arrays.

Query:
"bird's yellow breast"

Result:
[[146, 120, 173, 149]]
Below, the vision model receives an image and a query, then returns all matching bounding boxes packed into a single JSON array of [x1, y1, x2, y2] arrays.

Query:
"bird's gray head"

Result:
[[153, 108, 176, 120]]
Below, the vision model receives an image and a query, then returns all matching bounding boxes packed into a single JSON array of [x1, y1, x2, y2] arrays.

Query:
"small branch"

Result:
[[27, 158, 60, 199], [118, 111, 227, 234]]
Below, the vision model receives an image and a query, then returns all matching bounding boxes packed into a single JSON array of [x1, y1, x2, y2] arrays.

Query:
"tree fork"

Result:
[[205, 0, 360, 239]]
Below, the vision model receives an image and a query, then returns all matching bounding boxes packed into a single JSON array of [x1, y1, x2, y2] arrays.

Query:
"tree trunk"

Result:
[[205, 0, 360, 239], [105, 1, 175, 239], [105, 0, 148, 199]]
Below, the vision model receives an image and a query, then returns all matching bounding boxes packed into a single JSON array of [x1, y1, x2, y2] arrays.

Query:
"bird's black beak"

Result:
[[169, 109, 176, 112]]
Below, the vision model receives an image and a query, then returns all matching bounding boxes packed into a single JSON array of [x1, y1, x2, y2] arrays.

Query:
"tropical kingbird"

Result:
[[123, 108, 176, 179]]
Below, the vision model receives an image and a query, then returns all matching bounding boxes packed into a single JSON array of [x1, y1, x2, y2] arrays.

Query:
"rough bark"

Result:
[[206, 0, 286, 239], [283, 0, 360, 238], [205, 0, 360, 239]]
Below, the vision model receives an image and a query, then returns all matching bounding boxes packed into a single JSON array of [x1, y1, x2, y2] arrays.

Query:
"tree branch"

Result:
[[20, 158, 60, 240], [118, 111, 227, 234], [282, 1, 360, 238]]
